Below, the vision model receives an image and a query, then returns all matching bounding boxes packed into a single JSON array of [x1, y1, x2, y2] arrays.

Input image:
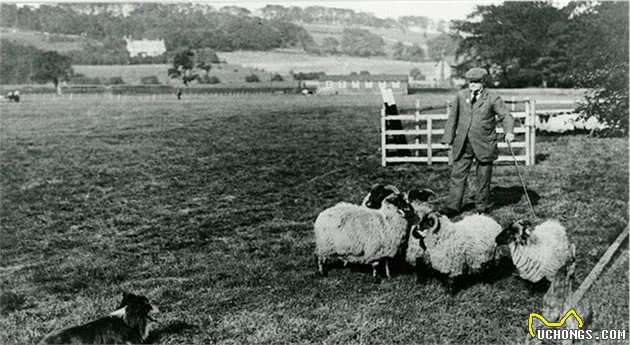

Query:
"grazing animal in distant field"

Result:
[[38, 293, 158, 344], [314, 192, 415, 279], [496, 219, 573, 283]]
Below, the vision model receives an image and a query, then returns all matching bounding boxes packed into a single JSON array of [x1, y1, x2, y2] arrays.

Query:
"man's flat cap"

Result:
[[465, 67, 488, 81]]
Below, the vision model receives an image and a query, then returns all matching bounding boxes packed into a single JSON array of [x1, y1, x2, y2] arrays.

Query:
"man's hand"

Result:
[[504, 132, 515, 143]]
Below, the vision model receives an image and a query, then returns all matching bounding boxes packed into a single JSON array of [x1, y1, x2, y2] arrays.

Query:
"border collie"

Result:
[[39, 293, 158, 344]]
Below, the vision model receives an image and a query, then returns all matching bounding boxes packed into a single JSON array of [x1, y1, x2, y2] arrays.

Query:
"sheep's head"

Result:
[[362, 183, 400, 209], [496, 219, 533, 245], [407, 188, 436, 219], [382, 192, 414, 218], [411, 211, 441, 250]]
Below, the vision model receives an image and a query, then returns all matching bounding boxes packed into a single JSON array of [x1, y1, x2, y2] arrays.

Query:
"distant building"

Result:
[[124, 37, 166, 58], [408, 58, 455, 88], [315, 74, 409, 94]]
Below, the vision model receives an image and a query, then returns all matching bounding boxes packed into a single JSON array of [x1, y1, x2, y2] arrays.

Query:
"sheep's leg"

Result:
[[317, 257, 327, 277], [415, 259, 428, 284], [371, 261, 379, 280], [384, 259, 391, 279], [446, 277, 458, 295]]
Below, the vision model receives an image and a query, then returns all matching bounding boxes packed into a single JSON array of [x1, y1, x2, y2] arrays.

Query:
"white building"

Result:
[[124, 37, 166, 58]]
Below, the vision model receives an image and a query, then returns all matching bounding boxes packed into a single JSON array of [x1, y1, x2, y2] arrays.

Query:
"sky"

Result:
[[15, 0, 507, 21]]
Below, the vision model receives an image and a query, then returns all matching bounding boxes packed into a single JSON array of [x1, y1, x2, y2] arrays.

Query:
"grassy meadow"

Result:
[[0, 92, 628, 344]]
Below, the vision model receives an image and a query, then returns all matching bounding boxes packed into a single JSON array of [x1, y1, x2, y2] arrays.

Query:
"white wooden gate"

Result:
[[381, 98, 537, 166]]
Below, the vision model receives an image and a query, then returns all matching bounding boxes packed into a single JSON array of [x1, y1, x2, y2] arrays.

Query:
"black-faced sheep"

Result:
[[314, 192, 414, 279], [495, 219, 573, 283], [412, 211, 502, 293], [361, 184, 400, 209]]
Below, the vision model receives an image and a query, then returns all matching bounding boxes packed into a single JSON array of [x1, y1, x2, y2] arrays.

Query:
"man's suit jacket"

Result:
[[442, 88, 515, 162]]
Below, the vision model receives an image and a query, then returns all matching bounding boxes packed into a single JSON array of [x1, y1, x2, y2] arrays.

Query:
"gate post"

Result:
[[530, 99, 536, 165]]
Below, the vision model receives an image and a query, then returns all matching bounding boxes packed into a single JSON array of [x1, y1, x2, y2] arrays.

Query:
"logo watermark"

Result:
[[528, 309, 627, 341]]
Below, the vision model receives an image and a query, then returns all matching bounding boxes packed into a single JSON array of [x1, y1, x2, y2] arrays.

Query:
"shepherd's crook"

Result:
[[507, 140, 537, 219]]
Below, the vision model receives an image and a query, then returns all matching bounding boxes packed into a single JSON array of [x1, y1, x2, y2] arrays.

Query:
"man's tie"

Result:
[[472, 90, 479, 104]]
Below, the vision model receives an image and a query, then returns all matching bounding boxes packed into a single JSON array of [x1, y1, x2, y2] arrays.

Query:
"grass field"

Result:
[[217, 50, 439, 76], [73, 63, 286, 86], [0, 93, 628, 344]]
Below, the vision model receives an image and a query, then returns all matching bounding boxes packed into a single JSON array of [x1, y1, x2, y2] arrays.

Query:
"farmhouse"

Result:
[[124, 37, 166, 58], [315, 74, 408, 94]]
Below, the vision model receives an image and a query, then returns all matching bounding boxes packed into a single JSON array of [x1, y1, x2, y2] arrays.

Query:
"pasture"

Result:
[[0, 93, 628, 344], [73, 63, 286, 86]]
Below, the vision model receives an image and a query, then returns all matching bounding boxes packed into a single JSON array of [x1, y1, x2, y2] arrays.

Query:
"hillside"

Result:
[[218, 50, 444, 77], [0, 27, 88, 53], [300, 23, 439, 58]]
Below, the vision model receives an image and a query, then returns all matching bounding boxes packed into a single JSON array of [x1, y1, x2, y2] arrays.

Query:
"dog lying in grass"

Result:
[[39, 292, 158, 344]]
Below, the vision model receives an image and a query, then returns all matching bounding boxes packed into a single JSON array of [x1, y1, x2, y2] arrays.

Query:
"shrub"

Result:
[[70, 75, 102, 85], [271, 74, 283, 82], [107, 76, 125, 85], [245, 74, 260, 83], [199, 75, 221, 84], [140, 76, 161, 85]]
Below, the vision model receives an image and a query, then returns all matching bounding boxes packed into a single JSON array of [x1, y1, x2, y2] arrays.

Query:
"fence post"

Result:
[[511, 96, 515, 112], [530, 99, 536, 165], [447, 101, 453, 165], [427, 115, 433, 165], [522, 99, 529, 166], [415, 99, 420, 157], [381, 106, 387, 167]]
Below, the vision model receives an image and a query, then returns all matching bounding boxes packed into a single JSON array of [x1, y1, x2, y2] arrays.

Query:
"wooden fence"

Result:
[[381, 98, 537, 166]]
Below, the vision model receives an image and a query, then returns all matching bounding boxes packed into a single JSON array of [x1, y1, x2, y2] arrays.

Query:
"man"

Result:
[[441, 67, 515, 217]]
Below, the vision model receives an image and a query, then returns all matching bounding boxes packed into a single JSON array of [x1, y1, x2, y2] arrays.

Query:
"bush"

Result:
[[271, 74, 283, 82], [70, 75, 102, 85], [107, 76, 125, 85], [199, 75, 221, 84], [292, 72, 325, 80], [140, 76, 161, 85], [245, 74, 260, 83]]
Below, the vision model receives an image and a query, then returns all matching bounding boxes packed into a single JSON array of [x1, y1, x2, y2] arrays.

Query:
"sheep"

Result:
[[411, 211, 502, 292], [314, 192, 414, 279], [403, 189, 437, 267], [495, 219, 573, 283], [361, 184, 400, 209]]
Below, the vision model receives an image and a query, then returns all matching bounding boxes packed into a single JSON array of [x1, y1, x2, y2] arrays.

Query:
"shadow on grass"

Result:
[[145, 321, 198, 344], [492, 186, 541, 208]]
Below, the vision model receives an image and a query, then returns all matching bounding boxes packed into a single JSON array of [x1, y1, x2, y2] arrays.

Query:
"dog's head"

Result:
[[118, 292, 159, 321], [113, 292, 159, 340]]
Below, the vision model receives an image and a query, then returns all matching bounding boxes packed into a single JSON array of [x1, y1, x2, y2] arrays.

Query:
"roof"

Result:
[[319, 74, 408, 82]]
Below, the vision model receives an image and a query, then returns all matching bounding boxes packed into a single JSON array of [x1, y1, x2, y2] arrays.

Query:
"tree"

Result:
[[321, 37, 340, 54], [168, 49, 198, 86], [453, 2, 566, 87], [340, 28, 385, 57], [32, 51, 73, 94], [567, 2, 629, 135], [426, 34, 460, 61]]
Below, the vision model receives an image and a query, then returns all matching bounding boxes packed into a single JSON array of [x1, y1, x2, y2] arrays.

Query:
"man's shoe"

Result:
[[439, 207, 459, 218]]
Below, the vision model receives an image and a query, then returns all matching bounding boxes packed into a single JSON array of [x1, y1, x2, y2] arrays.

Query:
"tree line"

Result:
[[454, 1, 628, 134], [0, 4, 315, 54]]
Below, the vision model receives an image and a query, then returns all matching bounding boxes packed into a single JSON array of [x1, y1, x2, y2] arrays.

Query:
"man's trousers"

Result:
[[446, 137, 493, 212]]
